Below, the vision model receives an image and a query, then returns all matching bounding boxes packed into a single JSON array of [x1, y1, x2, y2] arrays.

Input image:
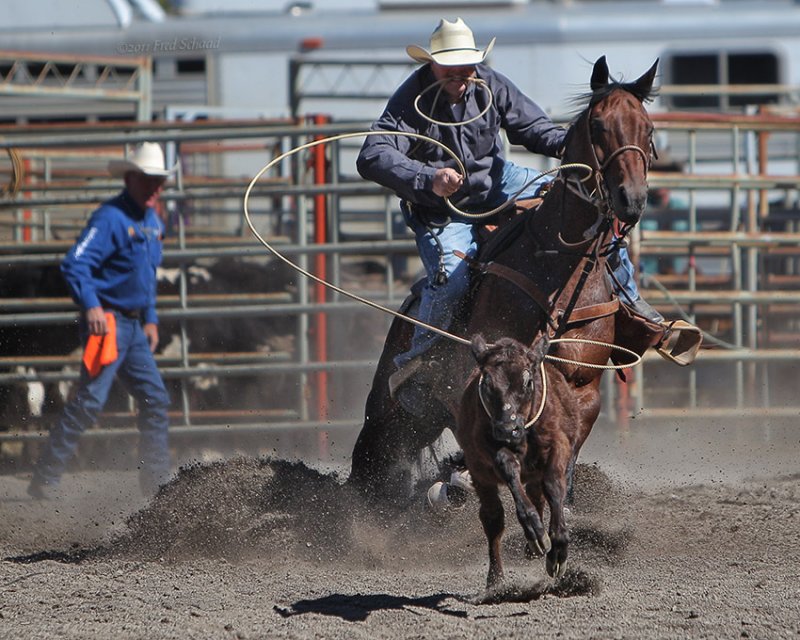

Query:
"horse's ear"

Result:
[[590, 56, 609, 92], [471, 334, 489, 361], [632, 58, 659, 100]]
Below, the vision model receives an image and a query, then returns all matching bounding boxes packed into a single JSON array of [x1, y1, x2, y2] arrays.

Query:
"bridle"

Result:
[[556, 102, 656, 248]]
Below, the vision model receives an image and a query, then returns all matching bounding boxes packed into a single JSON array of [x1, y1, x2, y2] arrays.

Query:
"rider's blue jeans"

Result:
[[609, 242, 641, 303], [32, 312, 171, 493], [394, 160, 642, 368]]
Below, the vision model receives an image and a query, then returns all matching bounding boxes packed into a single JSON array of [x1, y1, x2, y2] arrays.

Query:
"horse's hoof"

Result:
[[426, 481, 449, 511], [449, 468, 474, 492], [546, 554, 568, 579]]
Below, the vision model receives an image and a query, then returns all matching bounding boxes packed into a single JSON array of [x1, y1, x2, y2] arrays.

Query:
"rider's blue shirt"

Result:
[[61, 190, 164, 325], [356, 63, 567, 214]]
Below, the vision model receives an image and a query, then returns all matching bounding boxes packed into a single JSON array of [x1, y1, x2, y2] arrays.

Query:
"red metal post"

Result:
[[312, 114, 330, 458]]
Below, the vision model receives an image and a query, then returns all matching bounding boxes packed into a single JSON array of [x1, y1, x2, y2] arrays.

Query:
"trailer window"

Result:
[[177, 58, 206, 74], [667, 52, 779, 110]]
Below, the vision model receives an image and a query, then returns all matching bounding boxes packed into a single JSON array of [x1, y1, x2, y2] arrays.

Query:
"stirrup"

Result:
[[656, 320, 703, 366]]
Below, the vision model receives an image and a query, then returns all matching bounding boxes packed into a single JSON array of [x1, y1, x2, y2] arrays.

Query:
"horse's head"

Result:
[[471, 334, 549, 446], [566, 56, 658, 227]]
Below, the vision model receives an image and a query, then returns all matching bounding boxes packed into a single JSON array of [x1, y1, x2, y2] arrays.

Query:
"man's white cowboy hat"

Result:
[[406, 17, 495, 67], [108, 142, 176, 178]]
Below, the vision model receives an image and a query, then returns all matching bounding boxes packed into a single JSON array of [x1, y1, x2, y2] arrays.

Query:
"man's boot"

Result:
[[627, 296, 664, 324]]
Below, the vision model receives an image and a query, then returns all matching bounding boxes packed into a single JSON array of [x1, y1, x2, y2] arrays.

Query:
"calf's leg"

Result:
[[495, 449, 549, 559]]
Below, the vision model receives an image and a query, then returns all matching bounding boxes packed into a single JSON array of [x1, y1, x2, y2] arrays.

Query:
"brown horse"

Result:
[[348, 56, 660, 507]]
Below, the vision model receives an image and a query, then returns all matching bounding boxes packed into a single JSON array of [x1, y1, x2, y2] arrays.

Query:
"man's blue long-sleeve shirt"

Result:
[[61, 190, 164, 325], [356, 63, 567, 213]]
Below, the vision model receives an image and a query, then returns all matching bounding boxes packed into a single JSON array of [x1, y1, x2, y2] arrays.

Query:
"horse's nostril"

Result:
[[617, 186, 630, 209]]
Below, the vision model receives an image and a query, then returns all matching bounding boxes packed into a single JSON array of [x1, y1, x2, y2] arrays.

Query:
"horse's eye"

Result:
[[590, 118, 606, 135]]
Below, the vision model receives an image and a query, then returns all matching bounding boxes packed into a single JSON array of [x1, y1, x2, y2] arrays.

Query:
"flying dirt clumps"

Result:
[[112, 457, 355, 562]]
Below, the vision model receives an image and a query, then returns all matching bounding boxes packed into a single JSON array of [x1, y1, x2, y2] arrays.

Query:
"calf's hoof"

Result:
[[525, 532, 551, 559]]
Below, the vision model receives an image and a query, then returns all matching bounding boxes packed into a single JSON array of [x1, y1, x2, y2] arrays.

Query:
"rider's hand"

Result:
[[432, 168, 464, 198]]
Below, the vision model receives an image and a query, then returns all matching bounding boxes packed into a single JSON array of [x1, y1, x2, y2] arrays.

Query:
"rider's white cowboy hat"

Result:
[[108, 142, 177, 178], [406, 18, 495, 67]]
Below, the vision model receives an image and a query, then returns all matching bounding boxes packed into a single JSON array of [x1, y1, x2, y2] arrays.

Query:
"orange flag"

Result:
[[82, 312, 118, 378]]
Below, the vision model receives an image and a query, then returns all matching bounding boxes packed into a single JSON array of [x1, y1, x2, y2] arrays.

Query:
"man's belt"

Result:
[[105, 305, 141, 319]]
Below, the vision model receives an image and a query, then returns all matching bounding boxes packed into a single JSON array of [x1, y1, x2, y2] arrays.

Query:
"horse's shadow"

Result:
[[273, 592, 467, 622]]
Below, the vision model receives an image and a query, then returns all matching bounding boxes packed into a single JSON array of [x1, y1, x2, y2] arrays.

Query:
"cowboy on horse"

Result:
[[356, 18, 696, 419]]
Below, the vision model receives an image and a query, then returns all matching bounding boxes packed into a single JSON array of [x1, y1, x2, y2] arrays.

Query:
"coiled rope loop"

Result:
[[243, 131, 643, 420]]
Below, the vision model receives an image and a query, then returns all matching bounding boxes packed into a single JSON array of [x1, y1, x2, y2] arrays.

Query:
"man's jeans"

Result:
[[608, 243, 641, 303], [394, 160, 642, 368], [32, 313, 171, 492]]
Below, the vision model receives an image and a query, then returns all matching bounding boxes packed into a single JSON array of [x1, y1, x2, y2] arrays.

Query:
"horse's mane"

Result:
[[560, 75, 659, 148], [566, 77, 659, 124]]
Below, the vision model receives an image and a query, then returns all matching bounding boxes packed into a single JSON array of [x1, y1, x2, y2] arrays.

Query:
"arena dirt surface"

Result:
[[1, 419, 799, 640]]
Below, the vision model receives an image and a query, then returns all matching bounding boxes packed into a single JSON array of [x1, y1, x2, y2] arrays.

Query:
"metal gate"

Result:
[[1, 109, 800, 470]]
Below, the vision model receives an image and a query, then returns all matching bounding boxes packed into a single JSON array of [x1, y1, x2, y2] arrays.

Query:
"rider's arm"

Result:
[[356, 108, 439, 202], [488, 68, 567, 158]]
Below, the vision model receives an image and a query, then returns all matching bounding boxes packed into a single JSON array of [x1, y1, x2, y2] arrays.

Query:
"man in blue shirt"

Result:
[[28, 142, 174, 499]]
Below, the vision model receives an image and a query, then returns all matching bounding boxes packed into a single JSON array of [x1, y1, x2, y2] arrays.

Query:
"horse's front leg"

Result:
[[474, 481, 506, 589], [542, 436, 572, 578], [494, 449, 549, 559]]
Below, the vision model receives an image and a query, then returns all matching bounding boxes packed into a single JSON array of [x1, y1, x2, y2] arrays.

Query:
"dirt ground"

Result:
[[1, 417, 799, 640]]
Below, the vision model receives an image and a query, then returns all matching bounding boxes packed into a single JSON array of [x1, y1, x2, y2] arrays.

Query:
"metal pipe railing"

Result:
[[2, 111, 800, 450]]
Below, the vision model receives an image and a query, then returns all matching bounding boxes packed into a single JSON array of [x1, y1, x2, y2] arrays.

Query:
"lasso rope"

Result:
[[244, 129, 644, 429], [243, 131, 598, 348], [413, 76, 494, 127], [526, 360, 548, 428], [1, 148, 23, 198], [445, 162, 592, 220], [524, 338, 642, 429], [477, 338, 642, 432], [244, 130, 470, 348], [412, 74, 593, 219]]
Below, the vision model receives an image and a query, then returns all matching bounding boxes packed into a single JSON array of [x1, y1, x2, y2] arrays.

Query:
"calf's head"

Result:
[[471, 334, 549, 446]]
